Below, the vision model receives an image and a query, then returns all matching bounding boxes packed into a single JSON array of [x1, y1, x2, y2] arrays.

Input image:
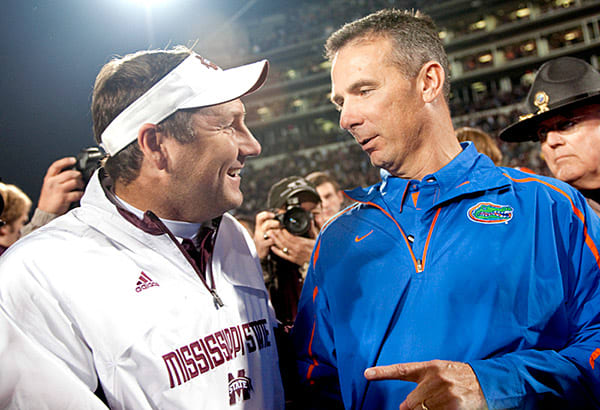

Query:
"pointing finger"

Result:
[[364, 361, 430, 383]]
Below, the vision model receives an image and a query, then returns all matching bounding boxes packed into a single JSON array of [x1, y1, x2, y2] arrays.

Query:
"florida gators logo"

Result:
[[468, 202, 513, 224]]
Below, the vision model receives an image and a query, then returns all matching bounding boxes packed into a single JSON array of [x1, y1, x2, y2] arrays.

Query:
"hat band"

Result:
[[100, 53, 219, 156], [518, 89, 600, 123]]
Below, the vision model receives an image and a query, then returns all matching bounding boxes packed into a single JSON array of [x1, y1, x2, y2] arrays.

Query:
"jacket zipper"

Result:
[[147, 212, 224, 309]]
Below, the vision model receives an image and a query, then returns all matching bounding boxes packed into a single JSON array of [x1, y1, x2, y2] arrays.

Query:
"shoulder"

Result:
[[215, 213, 265, 290], [218, 213, 256, 253], [0, 210, 116, 288], [497, 168, 600, 244], [499, 167, 587, 208], [6, 213, 88, 256]]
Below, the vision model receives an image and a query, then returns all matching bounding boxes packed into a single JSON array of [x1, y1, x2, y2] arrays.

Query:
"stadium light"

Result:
[[129, 0, 168, 5]]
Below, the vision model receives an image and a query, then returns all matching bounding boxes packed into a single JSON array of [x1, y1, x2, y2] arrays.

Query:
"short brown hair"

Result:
[[91, 47, 198, 185], [0, 183, 32, 226], [325, 9, 450, 101], [305, 171, 341, 191], [456, 126, 503, 165]]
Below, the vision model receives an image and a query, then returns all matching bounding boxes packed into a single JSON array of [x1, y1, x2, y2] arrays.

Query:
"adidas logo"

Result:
[[136, 271, 160, 293]]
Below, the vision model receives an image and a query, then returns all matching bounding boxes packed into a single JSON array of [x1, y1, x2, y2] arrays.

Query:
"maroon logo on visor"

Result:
[[195, 55, 219, 71]]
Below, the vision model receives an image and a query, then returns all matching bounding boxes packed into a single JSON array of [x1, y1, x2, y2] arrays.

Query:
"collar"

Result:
[[345, 142, 510, 211], [97, 168, 221, 238], [113, 194, 203, 240]]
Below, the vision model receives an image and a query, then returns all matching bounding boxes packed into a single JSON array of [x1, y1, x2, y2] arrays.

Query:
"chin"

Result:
[[555, 169, 583, 184], [225, 193, 244, 211]]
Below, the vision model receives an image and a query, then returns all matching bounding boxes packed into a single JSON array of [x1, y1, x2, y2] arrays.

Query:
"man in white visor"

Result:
[[0, 46, 284, 409]]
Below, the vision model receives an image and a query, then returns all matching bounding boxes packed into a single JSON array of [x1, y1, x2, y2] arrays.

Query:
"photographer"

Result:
[[20, 156, 83, 236], [21, 149, 104, 236], [253, 176, 321, 327]]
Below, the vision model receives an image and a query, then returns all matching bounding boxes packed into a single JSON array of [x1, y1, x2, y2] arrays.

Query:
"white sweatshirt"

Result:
[[0, 171, 284, 409]]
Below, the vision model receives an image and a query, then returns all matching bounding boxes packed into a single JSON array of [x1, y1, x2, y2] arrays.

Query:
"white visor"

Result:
[[100, 53, 269, 156]]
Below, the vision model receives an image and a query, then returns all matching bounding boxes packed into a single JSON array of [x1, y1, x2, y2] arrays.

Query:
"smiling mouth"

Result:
[[227, 168, 241, 178]]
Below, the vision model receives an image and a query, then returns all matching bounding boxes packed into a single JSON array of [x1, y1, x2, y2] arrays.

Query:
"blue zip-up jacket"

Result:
[[292, 143, 600, 409]]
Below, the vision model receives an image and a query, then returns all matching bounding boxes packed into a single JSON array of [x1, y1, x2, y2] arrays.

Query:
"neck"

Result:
[[115, 176, 208, 223], [114, 177, 158, 216], [394, 115, 462, 180]]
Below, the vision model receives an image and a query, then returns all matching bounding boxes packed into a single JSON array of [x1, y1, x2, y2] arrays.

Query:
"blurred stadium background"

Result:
[[217, 0, 600, 217]]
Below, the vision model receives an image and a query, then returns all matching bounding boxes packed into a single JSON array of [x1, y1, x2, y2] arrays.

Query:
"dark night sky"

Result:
[[0, 0, 267, 206]]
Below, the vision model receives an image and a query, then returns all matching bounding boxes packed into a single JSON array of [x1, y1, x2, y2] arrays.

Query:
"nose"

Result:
[[339, 101, 363, 131], [543, 130, 565, 148], [239, 127, 262, 158]]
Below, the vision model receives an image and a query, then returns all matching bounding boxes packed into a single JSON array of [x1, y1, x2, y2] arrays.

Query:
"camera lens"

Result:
[[282, 207, 311, 236]]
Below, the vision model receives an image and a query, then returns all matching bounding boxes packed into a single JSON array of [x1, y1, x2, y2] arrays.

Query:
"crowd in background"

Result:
[[243, 0, 588, 56]]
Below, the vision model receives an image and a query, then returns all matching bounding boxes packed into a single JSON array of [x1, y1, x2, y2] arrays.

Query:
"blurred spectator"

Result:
[[305, 170, 345, 226], [0, 183, 32, 256], [456, 126, 503, 165]]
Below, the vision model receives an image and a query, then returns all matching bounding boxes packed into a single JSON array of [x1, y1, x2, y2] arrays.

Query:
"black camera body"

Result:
[[274, 196, 313, 237], [66, 147, 105, 209], [70, 147, 105, 186]]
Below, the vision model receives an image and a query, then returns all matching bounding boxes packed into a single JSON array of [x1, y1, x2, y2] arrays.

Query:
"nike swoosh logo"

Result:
[[355, 230, 374, 242]]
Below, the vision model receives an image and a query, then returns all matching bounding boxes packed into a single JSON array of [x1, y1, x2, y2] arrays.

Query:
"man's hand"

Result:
[[254, 211, 280, 260], [364, 360, 487, 410], [268, 227, 315, 266], [37, 157, 84, 215]]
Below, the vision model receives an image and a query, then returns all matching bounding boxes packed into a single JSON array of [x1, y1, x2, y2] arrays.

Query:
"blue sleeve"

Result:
[[291, 244, 344, 408], [470, 196, 600, 409]]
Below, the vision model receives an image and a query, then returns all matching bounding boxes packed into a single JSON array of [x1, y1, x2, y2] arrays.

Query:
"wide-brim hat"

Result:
[[499, 57, 600, 142], [267, 176, 321, 209]]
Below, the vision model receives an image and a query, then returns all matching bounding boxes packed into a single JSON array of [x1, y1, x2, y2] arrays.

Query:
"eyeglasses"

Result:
[[537, 113, 598, 142]]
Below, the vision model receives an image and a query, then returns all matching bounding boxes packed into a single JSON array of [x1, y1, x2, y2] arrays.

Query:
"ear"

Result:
[[418, 61, 445, 104], [0, 223, 11, 237], [137, 123, 168, 170]]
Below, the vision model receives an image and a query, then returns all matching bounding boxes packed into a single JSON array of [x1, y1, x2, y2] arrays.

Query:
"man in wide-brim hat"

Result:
[[500, 56, 600, 214]]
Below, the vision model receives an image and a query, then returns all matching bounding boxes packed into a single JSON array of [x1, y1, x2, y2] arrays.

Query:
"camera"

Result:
[[274, 197, 313, 237], [267, 176, 321, 237], [66, 147, 106, 209], [70, 147, 105, 186]]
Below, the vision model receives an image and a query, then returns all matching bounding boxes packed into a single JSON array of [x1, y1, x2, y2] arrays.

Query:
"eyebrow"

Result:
[[331, 79, 378, 106]]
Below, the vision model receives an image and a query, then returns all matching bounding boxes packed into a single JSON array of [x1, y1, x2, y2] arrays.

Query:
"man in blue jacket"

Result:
[[292, 8, 600, 410]]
